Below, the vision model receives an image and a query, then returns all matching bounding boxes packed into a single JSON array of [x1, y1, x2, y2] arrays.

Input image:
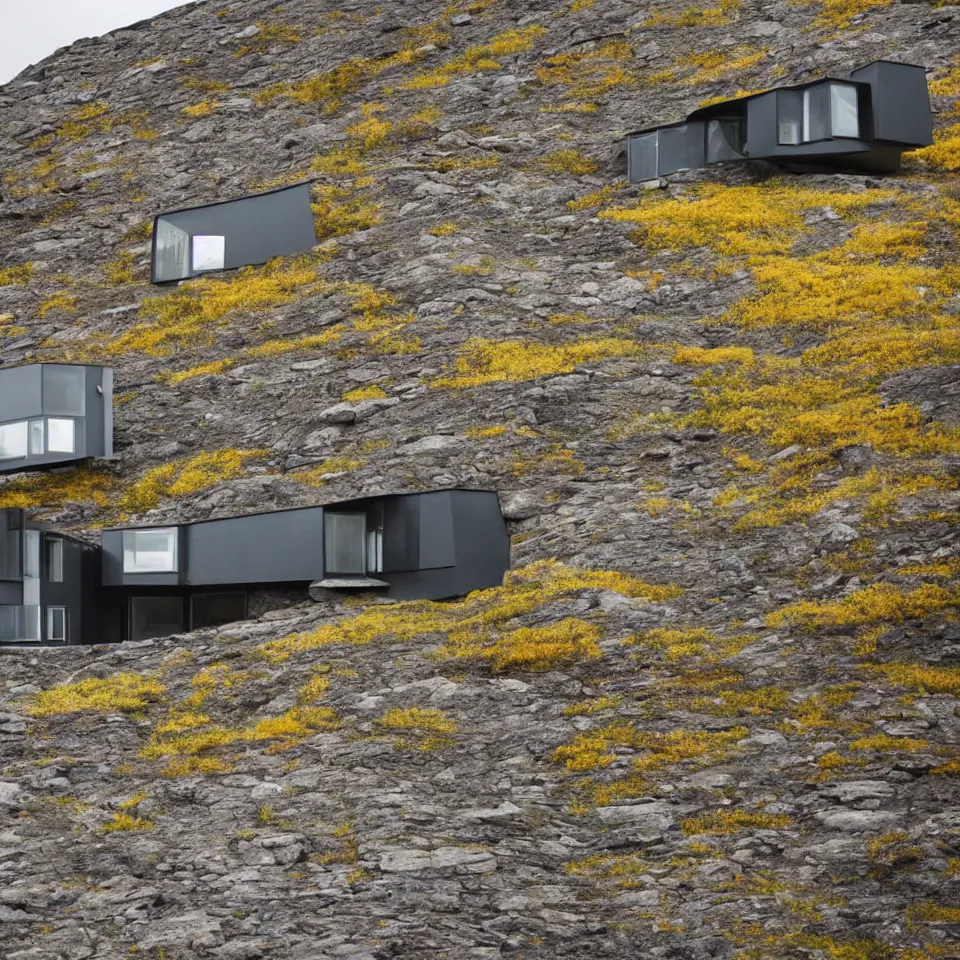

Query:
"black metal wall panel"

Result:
[[849, 61, 932, 147], [418, 492, 456, 570], [383, 495, 420, 572], [657, 123, 706, 176], [151, 183, 317, 283], [449, 490, 510, 597], [627, 132, 659, 182], [185, 507, 324, 585]]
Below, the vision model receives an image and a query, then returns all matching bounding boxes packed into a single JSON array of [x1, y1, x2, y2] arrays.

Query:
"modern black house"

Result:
[[151, 182, 318, 283], [0, 363, 113, 474], [627, 60, 933, 182], [0, 489, 510, 646], [0, 510, 99, 645]]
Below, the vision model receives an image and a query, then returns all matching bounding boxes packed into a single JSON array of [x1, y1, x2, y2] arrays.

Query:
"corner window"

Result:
[[45, 538, 63, 582], [0, 422, 27, 460], [123, 528, 178, 574], [324, 512, 367, 575], [130, 596, 183, 642], [46, 607, 66, 643], [47, 418, 75, 454], [783, 82, 860, 145]]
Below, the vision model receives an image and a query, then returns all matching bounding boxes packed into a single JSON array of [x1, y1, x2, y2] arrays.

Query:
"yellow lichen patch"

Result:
[[27, 673, 165, 717], [309, 147, 368, 178], [179, 77, 231, 95], [910, 122, 960, 172], [0, 263, 33, 286], [564, 696, 623, 717], [535, 149, 599, 176], [290, 457, 364, 487], [95, 259, 321, 357], [871, 663, 960, 698], [399, 25, 547, 90], [625, 627, 718, 661], [676, 47, 766, 87], [37, 291, 76, 318], [182, 100, 221, 118], [465, 424, 508, 438], [642, 0, 741, 27], [511, 444, 585, 478], [850, 733, 928, 752], [600, 182, 888, 258], [0, 468, 114, 510], [248, 706, 340, 742], [376, 707, 457, 733], [235, 20, 302, 56], [345, 102, 392, 150], [258, 560, 682, 664], [767, 583, 960, 632], [535, 40, 637, 111], [431, 337, 642, 389], [429, 221, 459, 237], [673, 346, 754, 366], [244, 328, 342, 358], [680, 809, 792, 836], [342, 384, 387, 401], [791, 0, 892, 31], [440, 617, 602, 672], [297, 675, 331, 704], [102, 251, 139, 285], [102, 812, 155, 833], [117, 449, 270, 514], [312, 184, 381, 241], [160, 359, 235, 384]]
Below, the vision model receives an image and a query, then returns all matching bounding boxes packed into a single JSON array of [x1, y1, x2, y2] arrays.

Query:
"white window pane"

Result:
[[123, 528, 178, 573], [29, 420, 44, 455], [830, 83, 859, 138], [47, 418, 75, 454], [23, 531, 40, 580], [192, 235, 225, 272], [0, 422, 27, 460], [46, 607, 66, 642], [803, 85, 831, 142], [0, 605, 40, 641], [324, 513, 366, 574], [46, 539, 63, 582]]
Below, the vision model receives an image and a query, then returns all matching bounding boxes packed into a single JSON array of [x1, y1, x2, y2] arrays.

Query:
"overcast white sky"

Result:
[[1, 0, 193, 85]]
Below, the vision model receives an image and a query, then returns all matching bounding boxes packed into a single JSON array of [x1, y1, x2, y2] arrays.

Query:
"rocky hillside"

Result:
[[1, 0, 960, 956]]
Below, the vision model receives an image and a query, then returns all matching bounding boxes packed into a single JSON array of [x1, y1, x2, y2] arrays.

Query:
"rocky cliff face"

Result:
[[1, 0, 959, 956]]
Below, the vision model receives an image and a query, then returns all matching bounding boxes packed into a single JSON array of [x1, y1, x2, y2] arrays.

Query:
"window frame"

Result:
[[46, 606, 67, 643], [122, 528, 179, 575], [45, 537, 64, 583]]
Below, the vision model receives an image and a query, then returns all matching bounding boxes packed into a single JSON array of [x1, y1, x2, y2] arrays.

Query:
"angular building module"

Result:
[[0, 363, 113, 474], [0, 509, 100, 645], [627, 60, 933, 182], [98, 489, 510, 644], [151, 182, 318, 283]]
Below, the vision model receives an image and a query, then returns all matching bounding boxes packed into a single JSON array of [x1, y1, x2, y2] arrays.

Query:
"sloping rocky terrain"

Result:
[[1, 0, 960, 956]]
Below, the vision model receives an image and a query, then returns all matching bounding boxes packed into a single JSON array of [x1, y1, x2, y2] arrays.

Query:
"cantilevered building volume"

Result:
[[627, 60, 933, 182], [0, 364, 113, 474], [0, 490, 511, 646]]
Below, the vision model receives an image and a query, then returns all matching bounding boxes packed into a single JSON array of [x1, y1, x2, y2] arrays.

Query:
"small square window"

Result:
[[192, 235, 226, 272], [46, 606, 66, 643], [28, 420, 44, 456], [123, 528, 178, 574], [0, 422, 27, 460], [46, 538, 63, 583], [47, 418, 75, 454]]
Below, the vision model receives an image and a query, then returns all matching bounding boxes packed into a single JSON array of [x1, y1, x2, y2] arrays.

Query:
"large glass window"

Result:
[[324, 512, 366, 575], [0, 605, 40, 641], [45, 538, 63, 582], [192, 235, 225, 272], [830, 83, 859, 138], [778, 90, 803, 145], [154, 218, 190, 283], [706, 118, 745, 162], [191, 592, 247, 631], [0, 422, 27, 460], [46, 607, 66, 643], [42, 366, 85, 416], [628, 131, 659, 182], [47, 418, 75, 454], [130, 596, 183, 642], [123, 528, 178, 574], [0, 513, 20, 581], [785, 82, 860, 144]]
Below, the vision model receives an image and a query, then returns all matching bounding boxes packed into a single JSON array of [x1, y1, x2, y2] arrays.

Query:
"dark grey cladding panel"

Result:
[[0, 366, 42, 421], [627, 131, 659, 182], [418, 492, 456, 570], [383, 495, 420, 572], [185, 507, 325, 585], [101, 530, 124, 585], [657, 123, 706, 176], [151, 183, 318, 283], [449, 490, 510, 596], [849, 61, 932, 147], [745, 93, 778, 157]]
